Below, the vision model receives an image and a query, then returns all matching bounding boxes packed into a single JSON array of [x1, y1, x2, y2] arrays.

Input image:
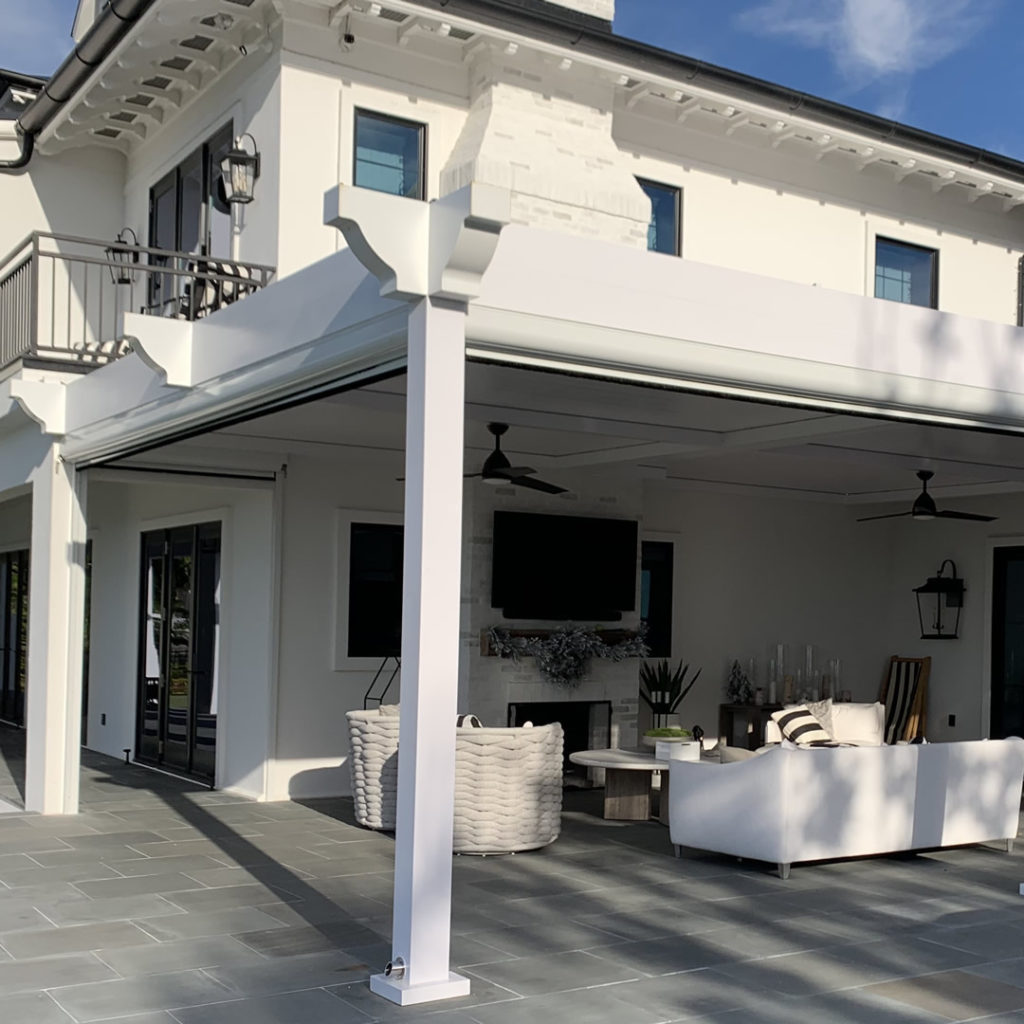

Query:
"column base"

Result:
[[370, 971, 471, 1006]]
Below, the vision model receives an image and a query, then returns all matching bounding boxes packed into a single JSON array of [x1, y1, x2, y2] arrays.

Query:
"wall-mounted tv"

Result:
[[491, 511, 638, 621]]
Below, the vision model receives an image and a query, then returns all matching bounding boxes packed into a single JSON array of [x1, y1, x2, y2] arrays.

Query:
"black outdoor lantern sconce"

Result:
[[220, 133, 261, 205], [105, 227, 138, 286], [914, 559, 964, 640]]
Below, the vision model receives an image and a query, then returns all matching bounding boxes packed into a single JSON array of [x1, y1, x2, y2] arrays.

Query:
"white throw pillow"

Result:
[[805, 698, 834, 737], [770, 705, 833, 746], [831, 702, 885, 745]]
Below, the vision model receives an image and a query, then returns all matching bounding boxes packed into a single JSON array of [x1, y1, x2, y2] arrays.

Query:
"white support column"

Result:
[[370, 298, 471, 1007], [25, 448, 88, 815]]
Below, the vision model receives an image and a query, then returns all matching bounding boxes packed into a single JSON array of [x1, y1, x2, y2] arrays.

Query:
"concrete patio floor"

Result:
[[1, 726, 1023, 1024]]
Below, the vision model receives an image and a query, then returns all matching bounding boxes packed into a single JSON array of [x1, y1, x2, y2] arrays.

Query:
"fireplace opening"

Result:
[[508, 700, 612, 785]]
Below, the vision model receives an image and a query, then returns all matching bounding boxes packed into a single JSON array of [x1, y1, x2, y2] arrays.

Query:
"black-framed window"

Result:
[[354, 110, 426, 200], [348, 523, 404, 658], [149, 123, 233, 257], [148, 123, 233, 313], [874, 237, 938, 309], [640, 540, 674, 658], [638, 179, 680, 256]]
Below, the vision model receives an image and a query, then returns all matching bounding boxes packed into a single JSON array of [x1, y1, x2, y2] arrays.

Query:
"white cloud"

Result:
[[736, 0, 997, 81]]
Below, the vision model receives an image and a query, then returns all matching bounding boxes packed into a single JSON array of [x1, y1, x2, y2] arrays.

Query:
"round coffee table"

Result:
[[569, 748, 668, 821]]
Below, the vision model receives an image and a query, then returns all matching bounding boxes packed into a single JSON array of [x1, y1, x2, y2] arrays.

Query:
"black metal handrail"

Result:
[[0, 232, 276, 371]]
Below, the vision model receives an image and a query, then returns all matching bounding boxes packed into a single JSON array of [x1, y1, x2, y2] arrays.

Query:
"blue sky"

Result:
[[5, 0, 1024, 158]]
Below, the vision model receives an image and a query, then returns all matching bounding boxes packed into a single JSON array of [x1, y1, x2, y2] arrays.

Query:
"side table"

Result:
[[718, 703, 783, 750]]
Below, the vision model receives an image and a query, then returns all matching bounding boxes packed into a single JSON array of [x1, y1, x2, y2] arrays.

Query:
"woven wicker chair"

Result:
[[346, 708, 564, 854]]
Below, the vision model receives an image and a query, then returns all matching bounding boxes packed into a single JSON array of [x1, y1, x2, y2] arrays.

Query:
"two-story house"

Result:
[[4, 0, 1024, 1003]]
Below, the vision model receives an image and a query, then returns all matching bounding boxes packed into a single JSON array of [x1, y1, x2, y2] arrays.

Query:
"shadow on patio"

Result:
[[0, 728, 1021, 1023]]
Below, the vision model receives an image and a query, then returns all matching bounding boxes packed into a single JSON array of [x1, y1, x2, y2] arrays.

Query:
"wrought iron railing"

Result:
[[0, 232, 275, 371]]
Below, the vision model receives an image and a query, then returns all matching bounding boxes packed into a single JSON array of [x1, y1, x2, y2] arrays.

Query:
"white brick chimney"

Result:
[[548, 0, 614, 19], [441, 52, 650, 248]]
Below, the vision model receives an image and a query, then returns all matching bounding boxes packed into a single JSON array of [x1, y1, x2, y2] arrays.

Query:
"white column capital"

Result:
[[323, 182, 510, 303]]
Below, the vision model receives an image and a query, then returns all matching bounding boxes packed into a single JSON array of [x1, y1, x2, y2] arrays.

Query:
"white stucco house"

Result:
[[3, 0, 1024, 1003]]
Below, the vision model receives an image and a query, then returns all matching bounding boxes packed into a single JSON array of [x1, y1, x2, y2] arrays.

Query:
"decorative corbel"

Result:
[[323, 181, 510, 303], [9, 379, 67, 435]]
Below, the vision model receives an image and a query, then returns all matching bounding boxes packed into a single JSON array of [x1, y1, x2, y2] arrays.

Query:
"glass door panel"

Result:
[[138, 538, 165, 763], [0, 551, 28, 727], [992, 547, 1024, 739], [136, 524, 219, 781], [164, 529, 194, 774]]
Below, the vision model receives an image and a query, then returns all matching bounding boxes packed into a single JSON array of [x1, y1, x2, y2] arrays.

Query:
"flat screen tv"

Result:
[[491, 511, 638, 621]]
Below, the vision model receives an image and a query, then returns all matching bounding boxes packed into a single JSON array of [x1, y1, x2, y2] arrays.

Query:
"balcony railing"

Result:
[[0, 232, 275, 372]]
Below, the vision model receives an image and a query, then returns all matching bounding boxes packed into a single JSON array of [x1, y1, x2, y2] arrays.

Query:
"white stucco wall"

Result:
[[86, 476, 275, 799], [0, 135, 124, 263], [875, 489, 1024, 742]]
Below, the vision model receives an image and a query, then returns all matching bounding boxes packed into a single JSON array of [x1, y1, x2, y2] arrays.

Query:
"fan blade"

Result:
[[508, 475, 567, 495], [936, 509, 997, 522], [490, 466, 536, 478], [856, 511, 913, 522]]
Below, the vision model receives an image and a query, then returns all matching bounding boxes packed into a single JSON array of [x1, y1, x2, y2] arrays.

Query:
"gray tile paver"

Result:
[[2, 919, 157, 958], [0, 730, 1021, 1024], [49, 969, 236, 1022], [1, 990, 75, 1024]]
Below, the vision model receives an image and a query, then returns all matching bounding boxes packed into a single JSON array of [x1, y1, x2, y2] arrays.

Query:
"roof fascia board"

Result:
[[396, 0, 1024, 188]]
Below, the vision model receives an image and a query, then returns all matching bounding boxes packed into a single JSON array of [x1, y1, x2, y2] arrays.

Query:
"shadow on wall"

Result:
[[288, 760, 351, 800]]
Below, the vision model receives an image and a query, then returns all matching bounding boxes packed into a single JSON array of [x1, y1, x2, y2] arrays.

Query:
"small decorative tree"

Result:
[[725, 659, 753, 704]]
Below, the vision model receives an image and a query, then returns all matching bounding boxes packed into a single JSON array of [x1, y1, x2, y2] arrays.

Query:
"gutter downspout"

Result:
[[0, 0, 157, 173], [0, 129, 34, 171]]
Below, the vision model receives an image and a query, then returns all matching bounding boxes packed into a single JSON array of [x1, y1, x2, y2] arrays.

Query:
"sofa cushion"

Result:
[[831, 702, 885, 746], [771, 706, 833, 745]]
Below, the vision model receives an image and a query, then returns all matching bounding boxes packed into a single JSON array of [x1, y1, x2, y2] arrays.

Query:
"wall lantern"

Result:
[[104, 227, 138, 286], [220, 133, 261, 205], [913, 559, 964, 640]]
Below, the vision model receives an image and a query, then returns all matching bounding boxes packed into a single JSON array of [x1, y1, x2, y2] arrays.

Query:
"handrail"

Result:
[[0, 231, 276, 371]]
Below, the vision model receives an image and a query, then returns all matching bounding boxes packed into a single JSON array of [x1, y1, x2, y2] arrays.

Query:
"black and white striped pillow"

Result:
[[456, 714, 482, 728], [771, 706, 834, 746]]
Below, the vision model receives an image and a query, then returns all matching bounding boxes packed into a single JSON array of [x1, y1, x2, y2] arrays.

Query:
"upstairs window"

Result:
[[638, 178, 680, 256], [354, 110, 425, 200], [875, 237, 937, 308]]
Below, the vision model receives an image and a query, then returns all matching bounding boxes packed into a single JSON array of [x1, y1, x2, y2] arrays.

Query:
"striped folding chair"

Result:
[[879, 655, 931, 743]]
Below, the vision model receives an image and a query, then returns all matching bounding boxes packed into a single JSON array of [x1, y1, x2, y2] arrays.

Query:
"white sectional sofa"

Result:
[[669, 736, 1024, 877]]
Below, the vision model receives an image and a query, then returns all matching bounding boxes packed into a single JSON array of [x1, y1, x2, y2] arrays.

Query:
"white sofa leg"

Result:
[[673, 844, 681, 859], [1007, 838, 1015, 854], [778, 863, 791, 880]]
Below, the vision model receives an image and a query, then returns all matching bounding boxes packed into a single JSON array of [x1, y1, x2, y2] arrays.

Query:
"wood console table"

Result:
[[718, 703, 783, 750]]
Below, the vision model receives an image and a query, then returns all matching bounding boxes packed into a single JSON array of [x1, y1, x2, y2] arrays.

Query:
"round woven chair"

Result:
[[346, 708, 563, 854]]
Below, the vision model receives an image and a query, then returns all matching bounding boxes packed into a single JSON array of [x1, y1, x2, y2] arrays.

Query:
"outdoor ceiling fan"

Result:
[[857, 469, 997, 523], [467, 422, 568, 494]]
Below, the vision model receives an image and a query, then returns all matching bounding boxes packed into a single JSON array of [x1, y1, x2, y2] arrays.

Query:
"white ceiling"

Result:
[[179, 360, 1024, 510]]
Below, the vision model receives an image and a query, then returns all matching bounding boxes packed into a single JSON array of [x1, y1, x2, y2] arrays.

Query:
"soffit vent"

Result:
[[224, 0, 256, 6], [93, 127, 121, 138], [125, 94, 154, 107], [108, 110, 137, 122], [180, 35, 214, 51], [378, 7, 409, 22], [160, 56, 193, 71], [141, 76, 172, 90], [448, 26, 474, 40]]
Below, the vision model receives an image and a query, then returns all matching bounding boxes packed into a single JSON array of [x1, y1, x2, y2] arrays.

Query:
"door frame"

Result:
[[983, 535, 1024, 739], [134, 508, 229, 786]]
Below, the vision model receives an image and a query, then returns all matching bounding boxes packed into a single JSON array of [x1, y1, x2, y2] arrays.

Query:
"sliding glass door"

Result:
[[0, 550, 28, 727], [137, 523, 220, 781]]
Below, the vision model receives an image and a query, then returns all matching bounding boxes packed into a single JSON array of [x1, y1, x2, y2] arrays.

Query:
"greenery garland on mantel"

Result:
[[487, 625, 650, 688]]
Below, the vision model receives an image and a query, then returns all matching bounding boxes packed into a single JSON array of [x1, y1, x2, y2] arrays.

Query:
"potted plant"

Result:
[[639, 659, 702, 747]]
